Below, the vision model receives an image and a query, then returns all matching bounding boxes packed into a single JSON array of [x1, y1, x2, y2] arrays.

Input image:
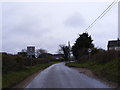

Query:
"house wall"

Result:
[[27, 47, 35, 58], [109, 47, 115, 50], [109, 47, 120, 51], [115, 47, 120, 51]]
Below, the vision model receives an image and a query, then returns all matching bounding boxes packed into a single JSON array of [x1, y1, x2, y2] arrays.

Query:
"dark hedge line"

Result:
[[2, 53, 52, 74], [78, 50, 120, 64]]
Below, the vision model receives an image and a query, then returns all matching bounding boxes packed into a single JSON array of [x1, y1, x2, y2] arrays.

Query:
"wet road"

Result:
[[25, 62, 110, 88]]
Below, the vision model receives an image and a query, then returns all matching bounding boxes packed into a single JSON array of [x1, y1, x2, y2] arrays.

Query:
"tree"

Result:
[[21, 49, 27, 52], [72, 32, 94, 59], [59, 45, 70, 61], [36, 49, 47, 58]]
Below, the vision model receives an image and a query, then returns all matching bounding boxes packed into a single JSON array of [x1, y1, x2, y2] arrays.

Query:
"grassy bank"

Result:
[[3, 61, 62, 88], [66, 58, 119, 84]]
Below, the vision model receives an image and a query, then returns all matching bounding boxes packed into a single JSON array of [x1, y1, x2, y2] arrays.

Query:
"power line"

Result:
[[85, 0, 118, 31], [99, 0, 118, 19]]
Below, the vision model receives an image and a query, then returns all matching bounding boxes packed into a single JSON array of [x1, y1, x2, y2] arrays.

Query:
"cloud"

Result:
[[2, 2, 118, 54], [2, 3, 53, 53], [64, 12, 85, 28]]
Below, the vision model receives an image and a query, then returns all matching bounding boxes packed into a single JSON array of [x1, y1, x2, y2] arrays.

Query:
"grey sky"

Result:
[[1, 1, 118, 54]]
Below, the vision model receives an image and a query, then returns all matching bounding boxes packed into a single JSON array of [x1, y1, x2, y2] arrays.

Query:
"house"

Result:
[[27, 46, 35, 58], [107, 39, 120, 51]]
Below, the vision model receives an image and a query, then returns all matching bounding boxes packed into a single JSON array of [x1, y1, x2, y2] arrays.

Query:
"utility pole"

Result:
[[68, 41, 71, 61]]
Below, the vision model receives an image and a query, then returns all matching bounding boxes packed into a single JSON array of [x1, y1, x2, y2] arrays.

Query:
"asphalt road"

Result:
[[25, 62, 110, 88]]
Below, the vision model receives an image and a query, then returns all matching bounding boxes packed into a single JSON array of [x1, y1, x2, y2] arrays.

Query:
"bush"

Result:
[[91, 50, 117, 64], [78, 55, 89, 63], [66, 58, 120, 84], [2, 53, 51, 74], [30, 58, 50, 66], [2, 54, 25, 73], [94, 58, 119, 83]]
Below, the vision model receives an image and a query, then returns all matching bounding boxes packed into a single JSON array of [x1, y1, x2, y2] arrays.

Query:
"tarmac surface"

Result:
[[25, 62, 110, 88]]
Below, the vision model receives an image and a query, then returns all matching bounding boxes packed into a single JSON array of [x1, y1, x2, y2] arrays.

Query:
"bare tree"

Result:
[[59, 45, 70, 61], [36, 49, 47, 58]]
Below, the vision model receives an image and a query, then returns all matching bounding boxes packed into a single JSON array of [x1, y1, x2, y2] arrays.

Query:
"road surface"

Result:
[[25, 62, 110, 88]]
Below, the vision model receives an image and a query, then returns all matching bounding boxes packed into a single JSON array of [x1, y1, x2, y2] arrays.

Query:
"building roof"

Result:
[[108, 40, 120, 47]]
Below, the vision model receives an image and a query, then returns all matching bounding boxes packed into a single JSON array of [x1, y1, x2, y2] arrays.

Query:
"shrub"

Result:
[[2, 53, 51, 74], [2, 54, 25, 73], [91, 50, 117, 64], [78, 55, 89, 63]]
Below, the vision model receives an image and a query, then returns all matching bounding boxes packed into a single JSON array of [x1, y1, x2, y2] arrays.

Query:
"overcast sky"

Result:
[[1, 1, 118, 54]]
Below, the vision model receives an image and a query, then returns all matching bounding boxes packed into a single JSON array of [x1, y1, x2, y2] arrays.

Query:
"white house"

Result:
[[27, 46, 35, 58], [107, 39, 120, 51]]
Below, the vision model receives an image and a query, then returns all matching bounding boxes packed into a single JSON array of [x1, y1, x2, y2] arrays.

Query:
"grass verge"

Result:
[[66, 58, 119, 85], [2, 61, 62, 88]]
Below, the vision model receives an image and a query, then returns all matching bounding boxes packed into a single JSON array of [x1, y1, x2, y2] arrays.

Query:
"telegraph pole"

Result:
[[68, 41, 71, 61]]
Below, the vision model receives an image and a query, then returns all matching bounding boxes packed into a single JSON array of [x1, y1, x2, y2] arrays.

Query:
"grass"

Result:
[[66, 58, 119, 84], [2, 61, 62, 88]]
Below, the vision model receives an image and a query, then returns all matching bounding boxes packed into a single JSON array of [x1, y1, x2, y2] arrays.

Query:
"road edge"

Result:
[[13, 70, 42, 88], [72, 67, 118, 88]]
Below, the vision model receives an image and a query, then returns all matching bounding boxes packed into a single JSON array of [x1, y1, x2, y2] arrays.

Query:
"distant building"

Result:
[[27, 46, 35, 58], [53, 54, 64, 60], [107, 39, 120, 51]]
